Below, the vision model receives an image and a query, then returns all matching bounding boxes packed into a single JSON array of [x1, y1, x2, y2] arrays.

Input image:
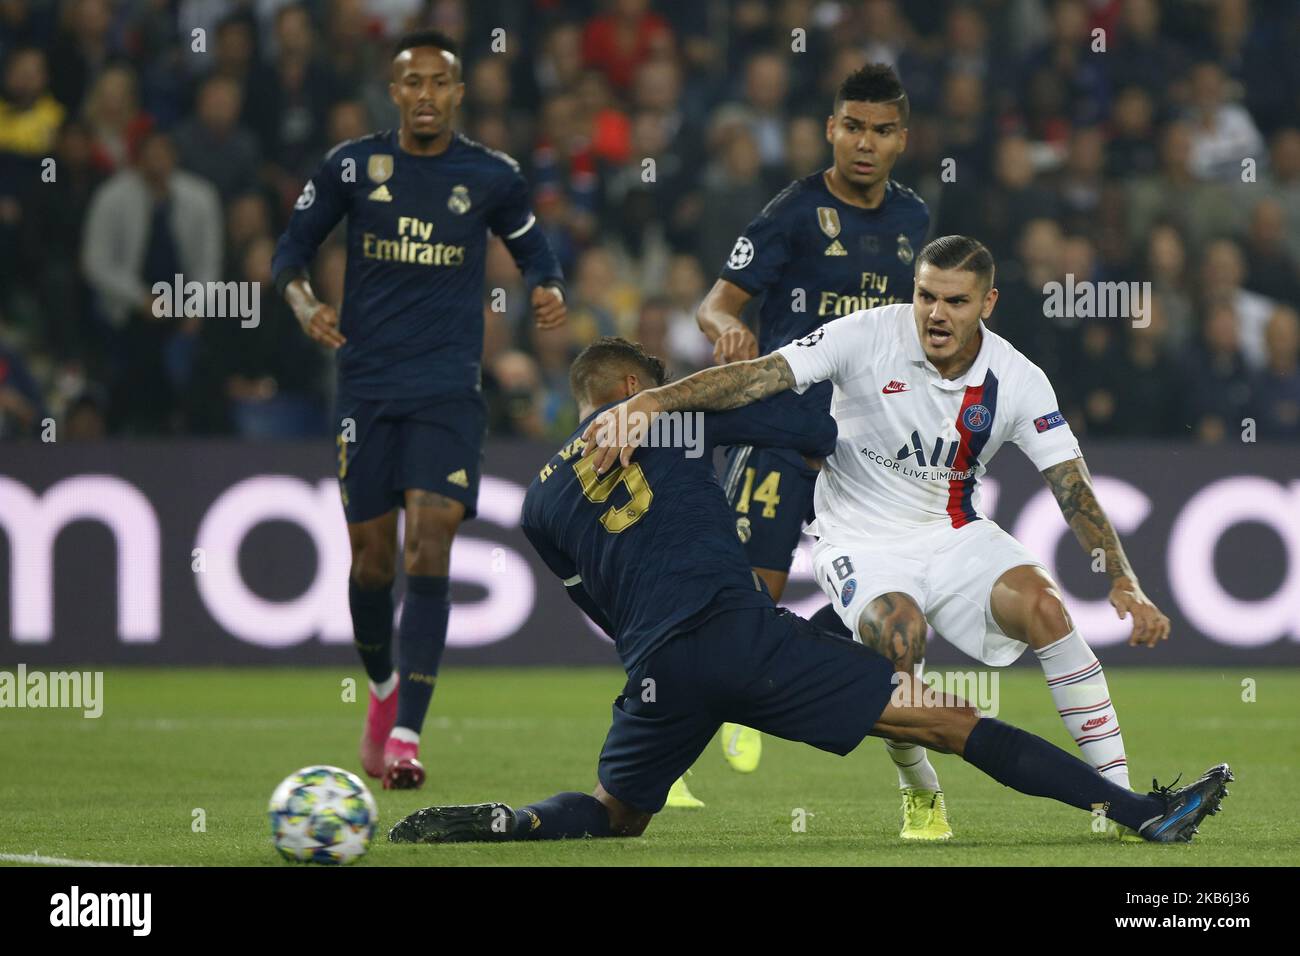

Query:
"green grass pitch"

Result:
[[2, 667, 1296, 866]]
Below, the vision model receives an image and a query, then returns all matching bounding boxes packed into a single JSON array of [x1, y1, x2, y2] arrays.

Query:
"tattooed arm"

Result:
[[646, 352, 796, 413], [581, 353, 796, 473], [1041, 457, 1170, 648]]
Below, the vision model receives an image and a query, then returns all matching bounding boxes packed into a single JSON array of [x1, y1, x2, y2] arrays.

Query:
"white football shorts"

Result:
[[811, 519, 1047, 666]]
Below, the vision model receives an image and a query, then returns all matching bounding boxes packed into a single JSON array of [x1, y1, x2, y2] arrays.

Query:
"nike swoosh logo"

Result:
[[1153, 794, 1201, 836], [882, 385, 909, 394]]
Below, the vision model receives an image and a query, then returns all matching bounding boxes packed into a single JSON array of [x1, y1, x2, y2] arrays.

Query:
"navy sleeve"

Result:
[[704, 389, 837, 458], [562, 582, 615, 640], [718, 186, 796, 295], [271, 148, 349, 296], [520, 505, 614, 638], [520, 500, 576, 580], [487, 166, 564, 294]]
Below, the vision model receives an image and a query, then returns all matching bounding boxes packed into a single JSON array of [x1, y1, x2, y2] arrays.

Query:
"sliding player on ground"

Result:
[[271, 31, 565, 789], [387, 336, 1230, 846], [687, 65, 931, 822], [585, 236, 1168, 840]]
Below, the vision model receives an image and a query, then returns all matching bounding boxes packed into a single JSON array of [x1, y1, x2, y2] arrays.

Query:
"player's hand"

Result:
[[580, 391, 660, 475], [714, 324, 758, 364], [296, 302, 346, 349], [1110, 577, 1170, 648], [532, 285, 566, 329]]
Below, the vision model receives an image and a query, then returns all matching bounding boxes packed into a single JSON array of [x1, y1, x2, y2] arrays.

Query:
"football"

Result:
[[268, 766, 378, 865]]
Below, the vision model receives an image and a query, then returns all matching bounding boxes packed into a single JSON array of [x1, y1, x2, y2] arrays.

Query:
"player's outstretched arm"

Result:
[[581, 352, 796, 474], [1041, 457, 1170, 648], [696, 279, 757, 364]]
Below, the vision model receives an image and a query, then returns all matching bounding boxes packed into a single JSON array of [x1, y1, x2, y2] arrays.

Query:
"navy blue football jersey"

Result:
[[520, 394, 837, 672], [272, 130, 563, 401], [720, 171, 930, 360]]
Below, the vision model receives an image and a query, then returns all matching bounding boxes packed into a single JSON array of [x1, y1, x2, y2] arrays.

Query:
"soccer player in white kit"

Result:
[[584, 235, 1171, 839]]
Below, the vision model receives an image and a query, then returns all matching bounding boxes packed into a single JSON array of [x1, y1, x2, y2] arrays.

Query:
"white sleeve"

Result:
[[1009, 361, 1082, 471], [775, 311, 868, 394]]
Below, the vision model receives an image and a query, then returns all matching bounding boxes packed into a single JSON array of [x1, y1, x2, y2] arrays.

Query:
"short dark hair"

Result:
[[569, 336, 667, 404], [392, 30, 461, 76], [915, 235, 996, 291], [834, 63, 909, 125]]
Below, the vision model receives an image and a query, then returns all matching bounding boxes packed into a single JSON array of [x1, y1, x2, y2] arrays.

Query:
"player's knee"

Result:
[[350, 548, 396, 590], [859, 594, 925, 672], [611, 811, 653, 838], [403, 528, 453, 575], [1025, 585, 1073, 645]]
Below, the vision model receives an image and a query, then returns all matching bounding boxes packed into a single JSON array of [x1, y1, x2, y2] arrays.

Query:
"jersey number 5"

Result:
[[573, 457, 653, 533]]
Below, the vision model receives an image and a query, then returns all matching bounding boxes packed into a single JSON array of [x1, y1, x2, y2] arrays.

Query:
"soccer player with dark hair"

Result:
[[690, 63, 938, 829], [585, 236, 1183, 841], [272, 31, 566, 790], [387, 336, 1231, 847]]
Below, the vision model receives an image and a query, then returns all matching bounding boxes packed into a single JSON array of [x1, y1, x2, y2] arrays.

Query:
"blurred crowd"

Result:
[[1, 0, 1299, 443]]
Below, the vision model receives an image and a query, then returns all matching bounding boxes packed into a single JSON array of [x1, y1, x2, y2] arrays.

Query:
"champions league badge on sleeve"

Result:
[[1034, 410, 1066, 433]]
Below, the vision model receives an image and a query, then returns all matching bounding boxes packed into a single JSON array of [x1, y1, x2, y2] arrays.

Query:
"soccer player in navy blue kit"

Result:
[[272, 32, 566, 790], [388, 338, 1230, 846], [690, 65, 941, 830]]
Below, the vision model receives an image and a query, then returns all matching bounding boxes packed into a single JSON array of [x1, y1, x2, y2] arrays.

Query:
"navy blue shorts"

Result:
[[596, 604, 896, 813], [334, 387, 487, 524], [723, 446, 819, 574]]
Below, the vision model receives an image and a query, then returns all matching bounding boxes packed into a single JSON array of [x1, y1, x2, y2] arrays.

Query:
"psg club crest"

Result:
[[447, 185, 472, 215], [963, 403, 992, 432], [841, 578, 857, 607], [897, 233, 914, 264], [367, 154, 394, 184], [816, 207, 841, 239]]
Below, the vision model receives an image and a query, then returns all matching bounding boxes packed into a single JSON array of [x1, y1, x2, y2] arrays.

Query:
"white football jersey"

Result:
[[776, 302, 1081, 541]]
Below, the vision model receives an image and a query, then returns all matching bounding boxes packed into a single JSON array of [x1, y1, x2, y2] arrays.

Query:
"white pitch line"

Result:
[[0, 852, 136, 867]]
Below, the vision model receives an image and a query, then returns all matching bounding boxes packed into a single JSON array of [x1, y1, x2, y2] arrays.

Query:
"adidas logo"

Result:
[[368, 184, 393, 202], [446, 468, 469, 488], [824, 239, 847, 256]]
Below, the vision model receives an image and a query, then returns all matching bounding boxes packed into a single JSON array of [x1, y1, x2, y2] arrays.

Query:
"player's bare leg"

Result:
[[991, 566, 1133, 785], [856, 592, 950, 840], [869, 675, 1230, 843], [347, 509, 400, 779], [382, 489, 464, 790]]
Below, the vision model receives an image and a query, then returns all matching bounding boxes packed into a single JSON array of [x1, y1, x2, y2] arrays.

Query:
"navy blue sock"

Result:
[[809, 602, 854, 640], [512, 792, 613, 840], [963, 718, 1163, 831], [349, 580, 394, 684], [395, 575, 450, 733]]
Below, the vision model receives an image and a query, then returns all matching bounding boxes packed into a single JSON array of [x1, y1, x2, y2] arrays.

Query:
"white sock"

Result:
[[1034, 629, 1130, 789], [370, 672, 398, 700], [885, 740, 941, 791], [389, 726, 419, 745]]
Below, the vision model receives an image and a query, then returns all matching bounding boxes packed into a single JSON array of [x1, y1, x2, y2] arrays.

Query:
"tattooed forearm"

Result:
[[1042, 457, 1135, 582], [647, 353, 796, 413]]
